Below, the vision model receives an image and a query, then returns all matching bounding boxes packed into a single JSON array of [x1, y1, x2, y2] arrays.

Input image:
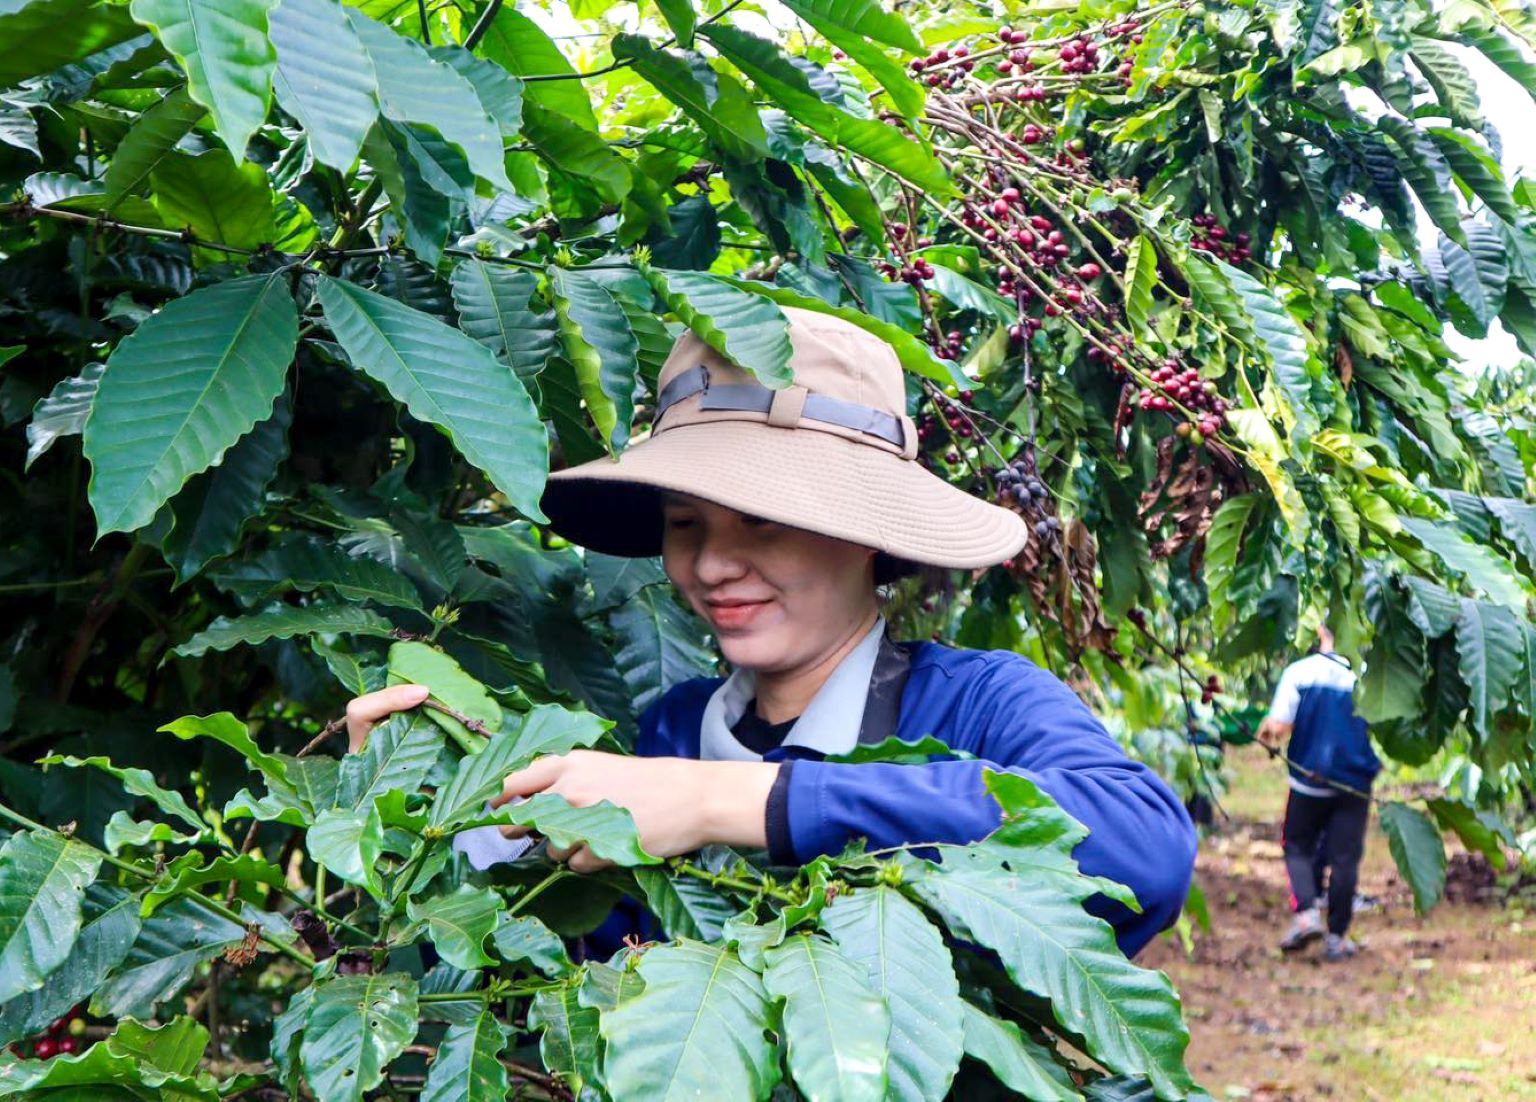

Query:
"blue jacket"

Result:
[[1271, 651, 1379, 793], [634, 641, 1196, 957]]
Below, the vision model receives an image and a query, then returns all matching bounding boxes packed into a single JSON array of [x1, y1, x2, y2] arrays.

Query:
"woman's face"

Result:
[[661, 494, 878, 672]]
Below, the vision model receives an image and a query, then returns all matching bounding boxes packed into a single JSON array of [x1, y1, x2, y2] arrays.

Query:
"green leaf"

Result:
[[339, 711, 445, 810], [1378, 801, 1446, 914], [345, 8, 511, 191], [633, 868, 736, 941], [318, 276, 549, 522], [910, 858, 1192, 1096], [38, 755, 203, 833], [702, 25, 952, 197], [519, 99, 632, 209], [491, 913, 573, 976], [0, 890, 140, 1047], [450, 261, 556, 385], [717, 276, 965, 387], [530, 981, 602, 1091], [104, 813, 202, 853], [216, 534, 424, 609], [610, 586, 718, 716], [407, 885, 500, 970], [157, 391, 291, 582], [128, 0, 278, 160], [762, 933, 889, 1102], [1204, 494, 1261, 627], [1453, 597, 1524, 737], [171, 604, 396, 657], [1411, 40, 1482, 128], [612, 36, 769, 162], [429, 705, 608, 828], [269, 0, 379, 170], [654, 0, 696, 45], [1400, 516, 1529, 609], [1378, 115, 1467, 245], [1428, 129, 1519, 224], [107, 1015, 210, 1077], [646, 267, 795, 387], [92, 897, 245, 1020], [141, 853, 287, 915], [474, 6, 597, 129], [0, 830, 102, 1003], [1426, 797, 1509, 871], [430, 45, 523, 139], [601, 941, 781, 1101], [1123, 235, 1158, 335], [1438, 222, 1507, 336], [821, 886, 964, 1102], [159, 712, 290, 784], [422, 1011, 512, 1102], [481, 794, 660, 867], [1212, 259, 1317, 437], [1358, 574, 1426, 723], [25, 361, 104, 471], [1402, 576, 1460, 637], [386, 641, 501, 753], [361, 119, 451, 265], [309, 803, 385, 897], [0, 0, 142, 88], [1460, 27, 1536, 108], [823, 735, 973, 764], [300, 973, 419, 1102], [83, 273, 295, 534], [961, 1002, 1080, 1102], [102, 87, 206, 207], [149, 147, 277, 254], [549, 265, 641, 450], [781, 0, 925, 118]]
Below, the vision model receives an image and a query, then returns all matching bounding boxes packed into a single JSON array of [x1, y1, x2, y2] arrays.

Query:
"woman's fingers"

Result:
[[344, 683, 430, 751], [491, 756, 564, 807]]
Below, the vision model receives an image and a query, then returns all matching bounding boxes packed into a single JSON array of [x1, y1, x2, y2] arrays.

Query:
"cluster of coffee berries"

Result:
[[1189, 214, 1253, 263], [915, 388, 979, 460], [994, 457, 1060, 542], [1055, 37, 1101, 74], [9, 1008, 87, 1060], [929, 329, 969, 363], [1200, 673, 1222, 705], [1137, 361, 1228, 440], [909, 45, 973, 90]]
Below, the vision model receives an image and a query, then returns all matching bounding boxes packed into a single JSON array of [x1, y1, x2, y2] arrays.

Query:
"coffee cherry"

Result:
[[68, 1018, 86, 1038], [34, 1038, 57, 1060], [56, 1037, 78, 1055], [1077, 262, 1102, 281]]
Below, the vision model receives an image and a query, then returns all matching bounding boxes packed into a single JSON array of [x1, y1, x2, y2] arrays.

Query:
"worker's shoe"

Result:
[[1324, 934, 1359, 962], [1279, 906, 1324, 952]]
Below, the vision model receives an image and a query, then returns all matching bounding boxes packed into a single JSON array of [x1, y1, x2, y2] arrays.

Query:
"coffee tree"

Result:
[[0, 0, 1533, 1096]]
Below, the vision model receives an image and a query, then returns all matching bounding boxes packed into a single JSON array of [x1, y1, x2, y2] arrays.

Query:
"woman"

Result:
[[347, 307, 1196, 956]]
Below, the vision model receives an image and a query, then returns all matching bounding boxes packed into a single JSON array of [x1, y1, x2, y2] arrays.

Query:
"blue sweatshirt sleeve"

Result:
[[780, 653, 1197, 957]]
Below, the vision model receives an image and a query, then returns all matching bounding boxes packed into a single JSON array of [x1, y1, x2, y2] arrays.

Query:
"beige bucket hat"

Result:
[[540, 306, 1028, 569]]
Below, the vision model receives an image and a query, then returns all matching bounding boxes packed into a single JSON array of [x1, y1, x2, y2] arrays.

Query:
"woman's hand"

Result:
[[490, 752, 779, 873], [344, 683, 430, 752]]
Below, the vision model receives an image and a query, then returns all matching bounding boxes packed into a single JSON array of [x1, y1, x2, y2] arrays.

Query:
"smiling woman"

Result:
[[349, 308, 1198, 957]]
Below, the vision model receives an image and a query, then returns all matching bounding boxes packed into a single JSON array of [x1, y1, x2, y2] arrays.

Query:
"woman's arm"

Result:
[[774, 655, 1197, 956]]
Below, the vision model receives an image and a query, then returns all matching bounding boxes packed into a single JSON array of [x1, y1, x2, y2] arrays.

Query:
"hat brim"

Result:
[[541, 422, 1028, 569]]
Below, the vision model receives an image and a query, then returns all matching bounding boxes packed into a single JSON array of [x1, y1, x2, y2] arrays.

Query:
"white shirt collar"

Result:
[[698, 616, 887, 762]]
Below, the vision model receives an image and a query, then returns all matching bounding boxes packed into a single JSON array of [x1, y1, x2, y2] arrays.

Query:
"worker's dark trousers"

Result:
[[1283, 789, 1369, 936]]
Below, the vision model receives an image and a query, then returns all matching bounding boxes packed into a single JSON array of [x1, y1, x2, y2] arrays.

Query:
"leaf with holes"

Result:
[[83, 274, 295, 534], [300, 973, 419, 1102]]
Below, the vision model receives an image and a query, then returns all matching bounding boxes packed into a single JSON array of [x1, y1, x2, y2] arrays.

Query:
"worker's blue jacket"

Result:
[[598, 641, 1197, 958]]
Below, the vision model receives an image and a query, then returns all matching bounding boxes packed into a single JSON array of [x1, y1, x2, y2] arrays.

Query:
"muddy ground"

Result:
[[1138, 745, 1536, 1101]]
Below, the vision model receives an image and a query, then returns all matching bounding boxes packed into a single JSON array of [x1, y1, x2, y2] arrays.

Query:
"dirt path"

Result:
[[1138, 745, 1536, 1101]]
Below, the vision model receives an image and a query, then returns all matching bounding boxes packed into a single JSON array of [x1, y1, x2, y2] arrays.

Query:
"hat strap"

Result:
[[655, 365, 911, 452]]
